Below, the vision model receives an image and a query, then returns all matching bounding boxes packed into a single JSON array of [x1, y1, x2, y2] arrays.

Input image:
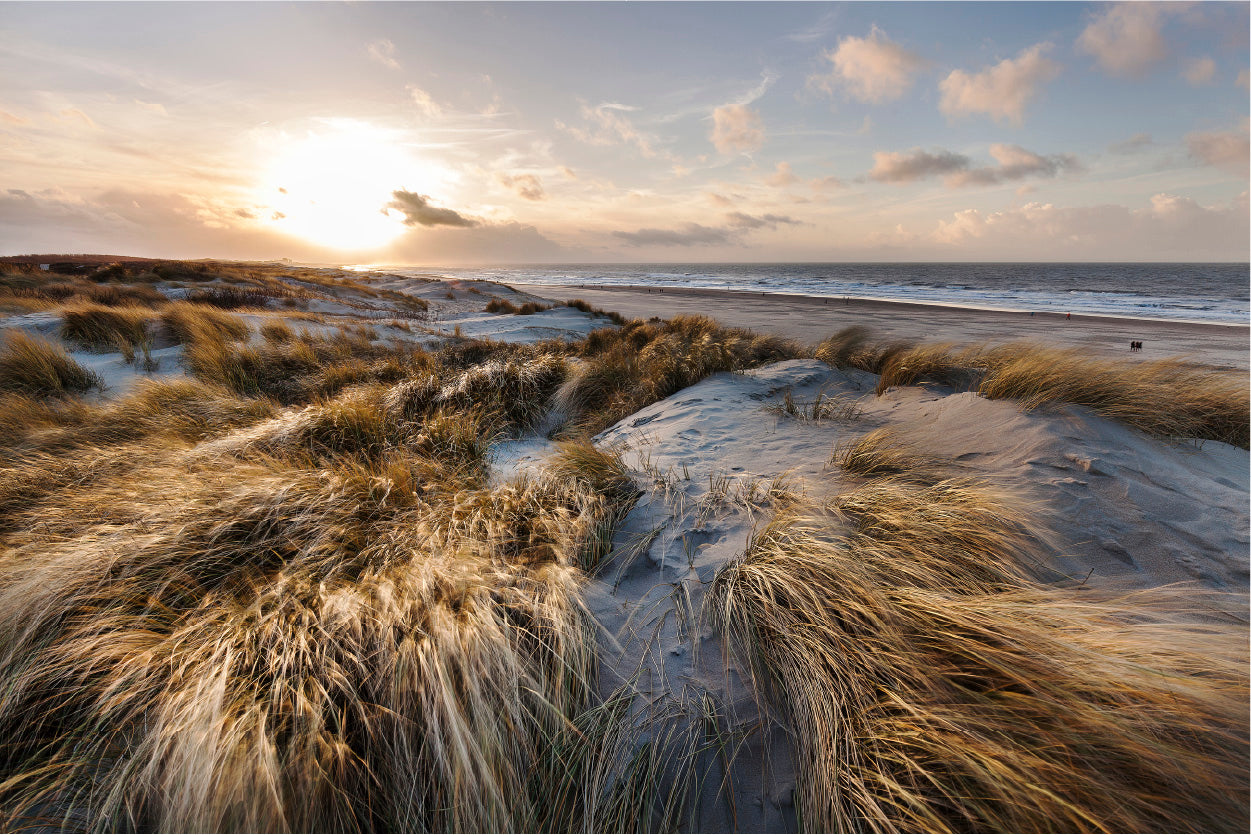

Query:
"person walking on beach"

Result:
[[1066, 312, 1071, 320]]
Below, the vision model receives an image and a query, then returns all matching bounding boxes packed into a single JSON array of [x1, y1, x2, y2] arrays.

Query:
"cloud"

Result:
[[766, 161, 799, 187], [710, 104, 764, 154], [929, 192, 1248, 260], [134, 99, 168, 116], [388, 221, 570, 263], [811, 25, 926, 103], [1183, 56, 1216, 85], [725, 211, 801, 230], [556, 102, 661, 157], [385, 190, 478, 227], [612, 207, 801, 247], [946, 144, 1080, 187], [367, 39, 401, 70], [1186, 124, 1250, 176], [496, 172, 546, 201], [1238, 70, 1250, 90], [406, 85, 442, 118], [811, 175, 845, 190], [1109, 132, 1153, 154], [613, 223, 735, 247], [938, 43, 1059, 126], [57, 108, 96, 128], [869, 144, 1078, 187], [869, 148, 969, 183], [1077, 3, 1168, 78], [0, 110, 30, 126]]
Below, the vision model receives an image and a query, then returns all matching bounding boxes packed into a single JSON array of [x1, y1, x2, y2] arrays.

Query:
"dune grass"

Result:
[[817, 330, 1250, 448], [708, 477, 1249, 833], [0, 329, 100, 397], [0, 358, 647, 831], [557, 314, 805, 435]]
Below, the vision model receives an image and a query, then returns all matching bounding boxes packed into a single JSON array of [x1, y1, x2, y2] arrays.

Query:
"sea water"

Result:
[[359, 263, 1250, 325]]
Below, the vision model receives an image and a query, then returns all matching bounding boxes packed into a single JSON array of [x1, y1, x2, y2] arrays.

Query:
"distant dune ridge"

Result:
[[0, 258, 1246, 832]]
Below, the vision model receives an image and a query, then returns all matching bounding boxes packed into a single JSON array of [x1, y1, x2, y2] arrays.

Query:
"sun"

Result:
[[259, 120, 444, 252]]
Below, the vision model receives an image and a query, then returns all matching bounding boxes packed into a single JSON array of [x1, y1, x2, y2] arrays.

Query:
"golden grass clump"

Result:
[[708, 476, 1249, 833], [977, 345, 1250, 448], [559, 314, 805, 435], [821, 329, 1250, 448], [0, 392, 643, 830], [833, 426, 946, 480], [185, 326, 428, 404], [60, 303, 155, 349], [0, 329, 100, 397], [384, 353, 568, 433]]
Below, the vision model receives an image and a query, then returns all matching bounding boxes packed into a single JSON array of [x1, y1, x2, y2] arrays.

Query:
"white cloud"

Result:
[[1077, 3, 1168, 78], [56, 108, 97, 128], [367, 39, 401, 70], [406, 85, 442, 118], [811, 26, 926, 103], [133, 99, 168, 116], [496, 172, 546, 201], [766, 161, 798, 187], [1186, 123, 1250, 177], [1183, 57, 1216, 85], [929, 192, 1248, 260], [710, 104, 764, 154], [939, 43, 1060, 126], [557, 102, 661, 158]]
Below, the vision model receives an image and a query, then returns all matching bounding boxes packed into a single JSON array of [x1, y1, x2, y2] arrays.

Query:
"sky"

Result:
[[1, 0, 1248, 264]]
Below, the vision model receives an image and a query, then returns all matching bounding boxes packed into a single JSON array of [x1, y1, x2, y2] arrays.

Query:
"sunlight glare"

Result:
[[261, 121, 437, 251]]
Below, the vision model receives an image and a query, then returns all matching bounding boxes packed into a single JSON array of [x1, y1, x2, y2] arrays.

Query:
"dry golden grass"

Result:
[[0, 365, 643, 830], [833, 427, 947, 481], [0, 329, 99, 397], [708, 483, 1249, 833], [558, 314, 805, 435], [820, 330, 1250, 448], [976, 345, 1250, 448]]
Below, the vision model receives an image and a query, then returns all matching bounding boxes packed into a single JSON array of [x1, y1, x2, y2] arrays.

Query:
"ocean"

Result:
[[354, 263, 1251, 325]]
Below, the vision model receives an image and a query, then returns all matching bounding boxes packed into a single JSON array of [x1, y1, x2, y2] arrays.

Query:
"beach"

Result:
[[511, 282, 1251, 371], [1, 259, 1247, 832]]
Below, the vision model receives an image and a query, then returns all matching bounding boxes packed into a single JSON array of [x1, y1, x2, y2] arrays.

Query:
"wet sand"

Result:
[[511, 283, 1251, 372]]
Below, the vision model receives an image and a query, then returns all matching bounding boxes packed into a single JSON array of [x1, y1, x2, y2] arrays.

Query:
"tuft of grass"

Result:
[[708, 491, 1250, 833], [485, 298, 519, 314], [558, 314, 805, 435], [766, 388, 864, 423], [0, 330, 100, 397], [385, 353, 567, 434], [976, 345, 1250, 448], [60, 304, 154, 349], [820, 330, 1250, 448], [259, 319, 295, 343], [566, 299, 628, 325], [833, 427, 945, 480]]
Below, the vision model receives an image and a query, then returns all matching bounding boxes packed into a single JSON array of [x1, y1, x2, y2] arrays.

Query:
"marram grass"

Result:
[[708, 475, 1249, 833]]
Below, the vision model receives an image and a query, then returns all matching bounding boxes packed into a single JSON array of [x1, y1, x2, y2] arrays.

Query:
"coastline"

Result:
[[510, 282, 1251, 371]]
